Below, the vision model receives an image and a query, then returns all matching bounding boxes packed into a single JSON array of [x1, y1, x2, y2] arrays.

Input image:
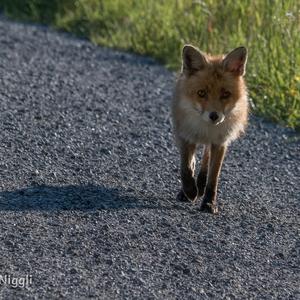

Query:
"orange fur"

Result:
[[172, 45, 249, 213]]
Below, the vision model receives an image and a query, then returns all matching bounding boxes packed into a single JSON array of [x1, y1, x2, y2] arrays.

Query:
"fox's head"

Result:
[[179, 45, 248, 125]]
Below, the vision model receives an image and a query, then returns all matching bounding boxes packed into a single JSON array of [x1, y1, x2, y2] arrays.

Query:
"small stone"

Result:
[[100, 148, 111, 155], [70, 268, 77, 274]]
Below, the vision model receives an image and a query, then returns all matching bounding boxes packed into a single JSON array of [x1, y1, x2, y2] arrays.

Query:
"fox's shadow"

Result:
[[0, 184, 156, 211]]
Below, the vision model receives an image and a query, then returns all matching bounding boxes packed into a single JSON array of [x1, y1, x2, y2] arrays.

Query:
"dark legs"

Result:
[[177, 140, 198, 202], [199, 144, 226, 214], [177, 141, 226, 214], [196, 145, 210, 197]]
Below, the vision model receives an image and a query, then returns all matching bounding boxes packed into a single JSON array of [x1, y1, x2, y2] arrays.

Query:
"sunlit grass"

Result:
[[1, 0, 299, 129]]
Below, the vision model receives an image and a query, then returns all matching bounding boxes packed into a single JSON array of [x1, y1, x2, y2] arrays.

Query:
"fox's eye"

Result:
[[221, 90, 231, 99], [197, 89, 207, 97]]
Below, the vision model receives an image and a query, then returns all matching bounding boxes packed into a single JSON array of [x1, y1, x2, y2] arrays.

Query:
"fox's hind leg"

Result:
[[176, 139, 198, 202], [197, 144, 210, 197], [200, 143, 226, 214]]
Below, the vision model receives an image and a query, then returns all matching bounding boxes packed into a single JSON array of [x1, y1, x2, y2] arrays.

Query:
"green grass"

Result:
[[1, 0, 299, 130]]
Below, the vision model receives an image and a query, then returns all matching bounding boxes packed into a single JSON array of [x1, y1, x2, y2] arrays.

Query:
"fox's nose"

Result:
[[209, 112, 219, 122]]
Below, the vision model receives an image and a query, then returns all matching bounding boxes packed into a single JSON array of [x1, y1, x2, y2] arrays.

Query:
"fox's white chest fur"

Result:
[[174, 98, 246, 146]]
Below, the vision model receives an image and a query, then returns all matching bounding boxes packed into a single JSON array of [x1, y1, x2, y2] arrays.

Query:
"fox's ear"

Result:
[[182, 45, 207, 74], [223, 47, 248, 76]]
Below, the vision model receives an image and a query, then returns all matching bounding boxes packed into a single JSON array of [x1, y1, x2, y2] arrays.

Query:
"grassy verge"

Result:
[[0, 0, 299, 130]]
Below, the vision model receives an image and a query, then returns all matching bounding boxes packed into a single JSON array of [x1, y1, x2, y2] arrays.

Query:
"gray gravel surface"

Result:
[[0, 17, 299, 300]]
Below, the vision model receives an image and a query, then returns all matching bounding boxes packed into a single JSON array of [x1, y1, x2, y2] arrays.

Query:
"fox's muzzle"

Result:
[[202, 111, 225, 125]]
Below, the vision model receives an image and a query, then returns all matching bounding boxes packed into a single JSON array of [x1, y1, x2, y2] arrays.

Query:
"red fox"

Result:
[[172, 45, 248, 214]]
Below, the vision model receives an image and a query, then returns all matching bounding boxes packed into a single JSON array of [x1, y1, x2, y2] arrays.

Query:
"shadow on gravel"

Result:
[[0, 185, 157, 211]]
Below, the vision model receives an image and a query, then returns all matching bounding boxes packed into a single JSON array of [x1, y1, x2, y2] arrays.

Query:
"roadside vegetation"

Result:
[[0, 0, 299, 129]]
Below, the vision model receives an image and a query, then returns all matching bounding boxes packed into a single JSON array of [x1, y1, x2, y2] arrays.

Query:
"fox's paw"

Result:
[[199, 202, 219, 214], [183, 184, 198, 202], [176, 187, 198, 203], [176, 190, 189, 202]]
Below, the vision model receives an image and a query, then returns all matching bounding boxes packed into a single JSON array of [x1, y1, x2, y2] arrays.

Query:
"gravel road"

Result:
[[0, 17, 299, 299]]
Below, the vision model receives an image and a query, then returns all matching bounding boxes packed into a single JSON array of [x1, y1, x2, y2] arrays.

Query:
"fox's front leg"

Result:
[[197, 145, 210, 197], [177, 140, 198, 202], [200, 143, 226, 214]]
